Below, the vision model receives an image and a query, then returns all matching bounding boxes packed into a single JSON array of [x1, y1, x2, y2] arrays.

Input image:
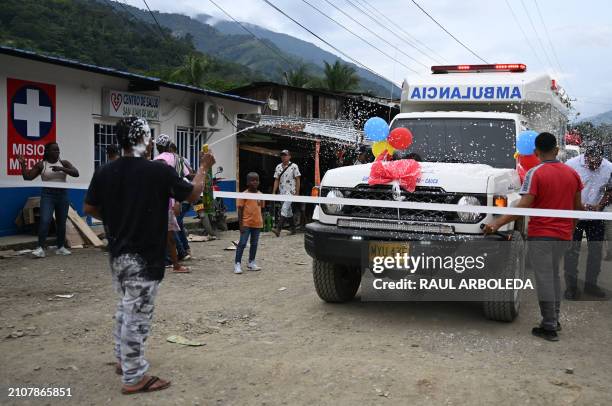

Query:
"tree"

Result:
[[320, 60, 359, 92], [284, 65, 313, 88], [170, 54, 210, 87]]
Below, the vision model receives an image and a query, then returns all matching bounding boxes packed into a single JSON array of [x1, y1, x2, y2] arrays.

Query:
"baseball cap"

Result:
[[280, 149, 290, 156], [155, 134, 171, 147]]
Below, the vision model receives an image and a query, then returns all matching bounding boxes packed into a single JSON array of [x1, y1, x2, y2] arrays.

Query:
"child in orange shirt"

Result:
[[234, 172, 265, 274]]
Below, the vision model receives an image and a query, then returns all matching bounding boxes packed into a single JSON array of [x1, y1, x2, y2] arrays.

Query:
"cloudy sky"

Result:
[[125, 0, 612, 119]]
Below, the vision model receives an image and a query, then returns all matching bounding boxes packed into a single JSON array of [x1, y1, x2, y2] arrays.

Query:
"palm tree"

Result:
[[171, 54, 210, 87], [321, 60, 360, 92], [284, 64, 313, 88]]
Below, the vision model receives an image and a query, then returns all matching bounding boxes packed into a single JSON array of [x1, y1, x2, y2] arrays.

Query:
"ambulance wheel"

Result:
[[313, 259, 361, 303], [482, 231, 525, 322]]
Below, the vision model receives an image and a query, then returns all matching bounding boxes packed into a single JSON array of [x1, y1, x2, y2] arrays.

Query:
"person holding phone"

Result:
[[17, 142, 79, 258]]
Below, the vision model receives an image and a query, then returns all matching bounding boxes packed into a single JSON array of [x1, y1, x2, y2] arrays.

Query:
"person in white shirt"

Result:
[[564, 141, 612, 299], [272, 150, 301, 236]]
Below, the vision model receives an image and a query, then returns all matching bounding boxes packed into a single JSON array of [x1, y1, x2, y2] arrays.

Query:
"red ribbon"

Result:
[[368, 153, 422, 193]]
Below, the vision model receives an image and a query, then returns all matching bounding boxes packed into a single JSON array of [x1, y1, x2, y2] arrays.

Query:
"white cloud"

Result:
[[123, 0, 612, 117]]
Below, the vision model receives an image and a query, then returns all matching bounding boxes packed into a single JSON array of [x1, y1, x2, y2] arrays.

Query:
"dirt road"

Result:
[[1, 231, 611, 405]]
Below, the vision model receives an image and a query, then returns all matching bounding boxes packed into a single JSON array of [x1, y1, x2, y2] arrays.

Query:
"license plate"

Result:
[[368, 241, 410, 261]]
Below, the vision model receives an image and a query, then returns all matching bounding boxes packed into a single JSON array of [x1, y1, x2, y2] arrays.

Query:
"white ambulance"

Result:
[[305, 64, 572, 321]]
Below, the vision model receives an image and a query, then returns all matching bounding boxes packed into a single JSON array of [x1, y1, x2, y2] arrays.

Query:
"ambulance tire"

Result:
[[313, 259, 361, 303], [482, 231, 525, 322]]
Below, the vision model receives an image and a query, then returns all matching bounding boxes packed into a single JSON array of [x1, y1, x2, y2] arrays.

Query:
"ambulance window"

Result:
[[391, 118, 516, 168]]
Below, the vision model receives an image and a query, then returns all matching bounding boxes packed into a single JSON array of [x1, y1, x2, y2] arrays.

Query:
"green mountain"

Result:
[[102, 1, 399, 97], [0, 0, 259, 90], [582, 109, 612, 126], [211, 17, 401, 98]]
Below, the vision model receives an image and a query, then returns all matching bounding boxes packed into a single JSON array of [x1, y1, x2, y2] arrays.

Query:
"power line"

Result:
[[504, 0, 544, 66], [338, 0, 440, 66], [116, 0, 161, 38], [142, 0, 168, 40], [207, 0, 296, 69], [320, 0, 427, 68], [353, 0, 448, 64], [260, 0, 400, 86], [519, 0, 555, 74], [301, 0, 421, 74], [534, 0, 563, 74], [409, 0, 489, 64]]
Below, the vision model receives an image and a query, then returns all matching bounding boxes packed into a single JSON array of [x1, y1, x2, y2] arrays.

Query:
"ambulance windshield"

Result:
[[391, 118, 516, 168]]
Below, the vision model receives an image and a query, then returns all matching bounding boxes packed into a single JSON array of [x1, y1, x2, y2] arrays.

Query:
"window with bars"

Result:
[[94, 124, 155, 169], [94, 124, 117, 169], [176, 127, 205, 170]]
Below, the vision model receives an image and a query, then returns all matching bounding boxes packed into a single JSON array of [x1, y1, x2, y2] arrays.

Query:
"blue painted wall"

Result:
[[0, 187, 87, 236], [217, 179, 237, 212]]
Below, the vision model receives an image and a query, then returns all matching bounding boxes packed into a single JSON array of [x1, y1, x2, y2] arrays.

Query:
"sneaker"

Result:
[[564, 288, 579, 301], [247, 261, 261, 271], [532, 327, 559, 342], [584, 284, 607, 298], [32, 247, 45, 258], [55, 247, 71, 256], [234, 263, 243, 274]]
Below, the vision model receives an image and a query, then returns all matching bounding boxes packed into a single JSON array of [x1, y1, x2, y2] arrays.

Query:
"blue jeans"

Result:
[[235, 227, 261, 264], [39, 188, 69, 249], [176, 202, 191, 253]]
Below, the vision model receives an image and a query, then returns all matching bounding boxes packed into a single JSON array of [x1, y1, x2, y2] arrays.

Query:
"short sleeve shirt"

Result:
[[237, 190, 265, 228], [274, 162, 301, 194], [520, 160, 583, 240], [565, 155, 612, 206], [85, 157, 193, 280]]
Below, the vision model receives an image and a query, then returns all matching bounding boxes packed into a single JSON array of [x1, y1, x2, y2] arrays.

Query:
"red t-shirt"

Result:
[[520, 160, 583, 240]]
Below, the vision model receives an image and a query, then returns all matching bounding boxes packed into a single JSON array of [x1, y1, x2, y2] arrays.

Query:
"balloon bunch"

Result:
[[363, 117, 414, 157], [363, 117, 421, 194], [516, 130, 540, 182]]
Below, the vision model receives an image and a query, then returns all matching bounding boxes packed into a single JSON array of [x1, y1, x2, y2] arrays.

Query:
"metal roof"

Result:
[[0, 46, 265, 106]]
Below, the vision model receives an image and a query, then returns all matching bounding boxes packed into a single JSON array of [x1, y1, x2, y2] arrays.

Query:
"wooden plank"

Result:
[[67, 207, 104, 247], [65, 219, 86, 248]]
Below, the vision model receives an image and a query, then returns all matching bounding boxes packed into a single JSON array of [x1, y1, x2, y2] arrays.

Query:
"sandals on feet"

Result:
[[121, 375, 171, 395], [172, 265, 191, 273]]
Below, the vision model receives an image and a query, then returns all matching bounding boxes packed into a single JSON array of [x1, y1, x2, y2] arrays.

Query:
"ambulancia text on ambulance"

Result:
[[305, 64, 572, 321]]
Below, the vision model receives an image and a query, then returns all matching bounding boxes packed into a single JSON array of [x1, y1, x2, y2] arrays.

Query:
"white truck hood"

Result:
[[320, 162, 514, 194]]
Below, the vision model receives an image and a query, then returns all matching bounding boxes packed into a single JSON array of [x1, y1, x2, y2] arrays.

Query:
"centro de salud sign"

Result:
[[103, 89, 160, 121]]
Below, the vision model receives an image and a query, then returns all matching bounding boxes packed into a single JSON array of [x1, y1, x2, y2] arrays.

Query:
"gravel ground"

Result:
[[1, 230, 611, 405]]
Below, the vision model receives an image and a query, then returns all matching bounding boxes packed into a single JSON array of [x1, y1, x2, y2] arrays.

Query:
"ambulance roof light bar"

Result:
[[431, 64, 527, 74]]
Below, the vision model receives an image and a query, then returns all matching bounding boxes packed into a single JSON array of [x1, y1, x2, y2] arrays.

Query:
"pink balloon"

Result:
[[388, 128, 413, 150]]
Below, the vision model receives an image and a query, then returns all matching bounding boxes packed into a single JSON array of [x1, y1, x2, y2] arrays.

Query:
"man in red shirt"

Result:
[[483, 132, 583, 341]]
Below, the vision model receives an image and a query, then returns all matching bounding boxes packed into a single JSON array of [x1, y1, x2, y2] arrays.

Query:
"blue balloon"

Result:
[[517, 130, 538, 155], [364, 117, 390, 141]]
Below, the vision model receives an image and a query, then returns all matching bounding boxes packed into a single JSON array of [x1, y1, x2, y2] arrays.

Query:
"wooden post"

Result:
[[314, 139, 321, 186]]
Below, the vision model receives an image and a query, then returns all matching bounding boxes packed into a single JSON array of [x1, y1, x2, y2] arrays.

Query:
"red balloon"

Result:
[[387, 128, 413, 150], [518, 154, 540, 171]]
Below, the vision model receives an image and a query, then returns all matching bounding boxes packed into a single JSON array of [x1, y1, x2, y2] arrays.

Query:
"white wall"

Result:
[[0, 53, 260, 186]]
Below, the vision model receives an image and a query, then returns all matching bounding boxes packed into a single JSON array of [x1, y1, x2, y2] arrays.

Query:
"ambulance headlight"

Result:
[[457, 196, 482, 222], [323, 189, 344, 215]]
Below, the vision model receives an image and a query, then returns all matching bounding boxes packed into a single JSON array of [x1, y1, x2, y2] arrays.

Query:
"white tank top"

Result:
[[41, 161, 67, 182]]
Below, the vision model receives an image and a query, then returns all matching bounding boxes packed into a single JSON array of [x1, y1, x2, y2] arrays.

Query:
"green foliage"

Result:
[[320, 60, 360, 92], [0, 0, 257, 92], [284, 65, 314, 88]]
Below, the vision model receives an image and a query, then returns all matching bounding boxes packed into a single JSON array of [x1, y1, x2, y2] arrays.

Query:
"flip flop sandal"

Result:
[[172, 266, 191, 273], [121, 376, 171, 395]]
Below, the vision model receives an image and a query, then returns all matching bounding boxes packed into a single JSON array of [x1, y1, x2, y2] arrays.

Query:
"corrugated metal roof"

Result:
[[0, 46, 265, 106]]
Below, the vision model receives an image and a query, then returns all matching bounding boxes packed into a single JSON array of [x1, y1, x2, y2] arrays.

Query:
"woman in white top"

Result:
[[17, 142, 79, 258]]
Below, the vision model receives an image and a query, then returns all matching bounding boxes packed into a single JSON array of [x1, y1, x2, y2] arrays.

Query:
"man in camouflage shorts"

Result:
[[85, 117, 214, 394]]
